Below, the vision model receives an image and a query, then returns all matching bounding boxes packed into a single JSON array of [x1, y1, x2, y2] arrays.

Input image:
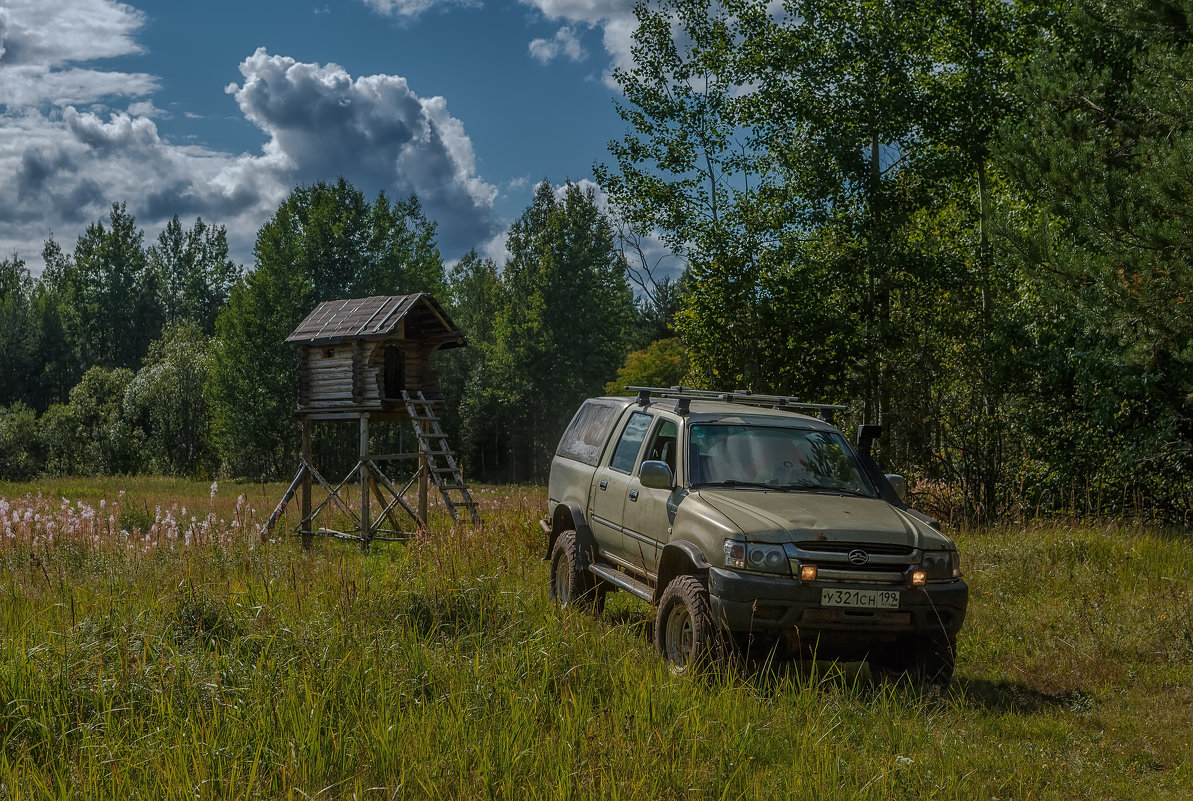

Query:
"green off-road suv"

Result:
[[540, 387, 968, 683]]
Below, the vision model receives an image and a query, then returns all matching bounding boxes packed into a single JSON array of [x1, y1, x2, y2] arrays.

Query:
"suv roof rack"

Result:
[[626, 386, 848, 417]]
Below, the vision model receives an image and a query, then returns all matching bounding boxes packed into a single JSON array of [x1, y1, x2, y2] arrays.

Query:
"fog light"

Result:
[[800, 564, 818, 581], [911, 569, 927, 586]]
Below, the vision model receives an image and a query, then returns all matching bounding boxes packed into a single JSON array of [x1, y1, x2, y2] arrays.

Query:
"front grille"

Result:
[[796, 540, 914, 557], [786, 541, 918, 585]]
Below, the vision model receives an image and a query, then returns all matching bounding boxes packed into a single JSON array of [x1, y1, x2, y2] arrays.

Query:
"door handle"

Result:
[[599, 479, 608, 491], [628, 489, 639, 502]]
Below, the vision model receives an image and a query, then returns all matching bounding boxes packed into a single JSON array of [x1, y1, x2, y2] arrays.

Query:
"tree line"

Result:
[[2, 0, 1192, 521], [0, 180, 653, 486]]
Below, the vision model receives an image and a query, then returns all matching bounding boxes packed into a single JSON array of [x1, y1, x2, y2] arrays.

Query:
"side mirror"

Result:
[[885, 474, 907, 502], [640, 460, 674, 489]]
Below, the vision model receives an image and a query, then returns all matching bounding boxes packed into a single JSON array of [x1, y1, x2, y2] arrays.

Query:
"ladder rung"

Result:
[[401, 397, 480, 523]]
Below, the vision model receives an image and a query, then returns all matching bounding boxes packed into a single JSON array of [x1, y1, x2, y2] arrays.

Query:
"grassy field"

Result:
[[0, 477, 1190, 799]]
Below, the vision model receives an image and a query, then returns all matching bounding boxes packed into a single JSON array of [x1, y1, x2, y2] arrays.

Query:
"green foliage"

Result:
[[42, 366, 144, 476], [51, 203, 165, 371], [480, 181, 636, 480], [207, 179, 447, 478], [439, 251, 507, 476], [148, 215, 240, 333], [605, 337, 691, 396], [0, 401, 43, 481], [993, 0, 1193, 515], [603, 0, 1193, 520], [0, 255, 42, 408], [124, 321, 216, 477]]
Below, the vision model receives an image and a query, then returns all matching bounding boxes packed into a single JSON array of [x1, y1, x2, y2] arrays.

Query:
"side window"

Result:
[[643, 419, 678, 474], [557, 399, 627, 466], [609, 413, 652, 473]]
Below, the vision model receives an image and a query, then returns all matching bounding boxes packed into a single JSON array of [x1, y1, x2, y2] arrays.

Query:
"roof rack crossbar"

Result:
[[624, 386, 848, 413]]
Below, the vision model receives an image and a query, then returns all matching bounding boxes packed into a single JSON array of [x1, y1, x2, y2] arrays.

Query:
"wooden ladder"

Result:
[[401, 391, 481, 524]]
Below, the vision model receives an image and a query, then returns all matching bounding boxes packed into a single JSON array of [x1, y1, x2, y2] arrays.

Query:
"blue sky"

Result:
[[0, 0, 644, 271]]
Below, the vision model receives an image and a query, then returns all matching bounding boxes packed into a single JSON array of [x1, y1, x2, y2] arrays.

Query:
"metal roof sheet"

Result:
[[284, 294, 461, 345]]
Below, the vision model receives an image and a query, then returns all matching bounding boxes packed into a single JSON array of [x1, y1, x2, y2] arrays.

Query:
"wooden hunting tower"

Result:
[[267, 294, 480, 548], [286, 293, 463, 418]]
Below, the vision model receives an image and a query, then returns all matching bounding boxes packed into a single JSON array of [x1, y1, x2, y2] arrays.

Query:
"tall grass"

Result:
[[0, 478, 1189, 798]]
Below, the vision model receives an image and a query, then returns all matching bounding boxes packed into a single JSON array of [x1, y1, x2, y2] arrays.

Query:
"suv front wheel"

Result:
[[654, 575, 725, 673]]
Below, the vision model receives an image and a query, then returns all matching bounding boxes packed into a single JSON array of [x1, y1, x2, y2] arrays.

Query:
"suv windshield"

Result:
[[688, 424, 876, 497]]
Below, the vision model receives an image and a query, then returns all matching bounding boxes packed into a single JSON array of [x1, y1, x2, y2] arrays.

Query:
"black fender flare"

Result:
[[651, 540, 710, 604], [543, 502, 598, 563]]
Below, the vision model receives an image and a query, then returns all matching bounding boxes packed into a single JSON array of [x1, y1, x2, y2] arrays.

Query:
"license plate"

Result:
[[820, 588, 900, 609]]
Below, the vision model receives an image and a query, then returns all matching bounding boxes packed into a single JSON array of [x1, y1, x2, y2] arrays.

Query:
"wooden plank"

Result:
[[365, 460, 424, 528], [306, 396, 355, 407], [266, 463, 308, 536], [360, 416, 370, 549], [301, 422, 312, 549], [370, 479, 404, 537], [307, 369, 355, 384]]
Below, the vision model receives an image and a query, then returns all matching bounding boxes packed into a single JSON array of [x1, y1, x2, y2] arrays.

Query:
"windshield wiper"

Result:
[[784, 484, 872, 497], [693, 479, 786, 491]]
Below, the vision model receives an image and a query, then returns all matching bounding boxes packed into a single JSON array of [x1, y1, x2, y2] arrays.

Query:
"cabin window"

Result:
[[323, 347, 335, 358], [383, 346, 405, 399]]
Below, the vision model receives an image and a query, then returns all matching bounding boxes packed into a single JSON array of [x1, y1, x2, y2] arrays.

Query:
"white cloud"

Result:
[[0, 65, 159, 107], [481, 230, 510, 265], [0, 1, 502, 272], [528, 26, 586, 64], [522, 0, 633, 26], [227, 48, 500, 251], [519, 0, 638, 85], [358, 0, 479, 19], [0, 0, 156, 107], [550, 177, 606, 208], [127, 100, 167, 119], [0, 0, 145, 66]]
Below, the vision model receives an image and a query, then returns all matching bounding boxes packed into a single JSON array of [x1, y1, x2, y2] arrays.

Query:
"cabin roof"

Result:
[[284, 293, 464, 347]]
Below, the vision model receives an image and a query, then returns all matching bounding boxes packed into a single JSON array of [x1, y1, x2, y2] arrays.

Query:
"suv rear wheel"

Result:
[[654, 575, 725, 673], [549, 530, 603, 613]]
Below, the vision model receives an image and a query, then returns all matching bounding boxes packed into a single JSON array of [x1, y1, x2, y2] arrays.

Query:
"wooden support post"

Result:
[[265, 464, 307, 538], [301, 419, 313, 549], [360, 414, 371, 550], [418, 419, 429, 525]]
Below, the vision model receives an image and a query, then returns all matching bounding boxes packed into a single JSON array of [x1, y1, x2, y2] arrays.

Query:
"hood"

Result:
[[697, 489, 953, 550]]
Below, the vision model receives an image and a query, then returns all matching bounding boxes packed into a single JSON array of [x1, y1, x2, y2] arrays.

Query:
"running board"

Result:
[[589, 563, 654, 602]]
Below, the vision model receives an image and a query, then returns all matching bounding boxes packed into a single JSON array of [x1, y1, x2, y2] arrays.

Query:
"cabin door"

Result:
[[383, 346, 405, 399]]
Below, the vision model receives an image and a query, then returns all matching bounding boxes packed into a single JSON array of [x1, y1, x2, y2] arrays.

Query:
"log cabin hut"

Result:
[[285, 293, 464, 419], [268, 293, 478, 548]]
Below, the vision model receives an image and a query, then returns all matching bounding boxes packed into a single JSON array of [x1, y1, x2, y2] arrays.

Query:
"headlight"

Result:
[[921, 550, 960, 580], [724, 539, 789, 574]]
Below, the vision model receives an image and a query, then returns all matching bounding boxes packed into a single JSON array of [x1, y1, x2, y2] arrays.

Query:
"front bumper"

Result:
[[708, 566, 968, 639]]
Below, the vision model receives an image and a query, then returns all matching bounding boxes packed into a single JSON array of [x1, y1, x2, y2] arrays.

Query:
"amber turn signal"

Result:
[[800, 564, 818, 581]]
